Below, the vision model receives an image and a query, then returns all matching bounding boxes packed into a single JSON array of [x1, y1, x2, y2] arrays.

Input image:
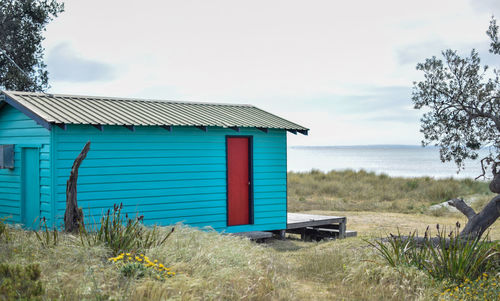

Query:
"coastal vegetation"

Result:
[[288, 169, 494, 214], [1, 171, 498, 300]]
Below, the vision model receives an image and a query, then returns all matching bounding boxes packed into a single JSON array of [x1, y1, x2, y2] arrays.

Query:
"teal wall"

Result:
[[53, 125, 287, 232], [0, 105, 51, 226], [0, 103, 288, 232]]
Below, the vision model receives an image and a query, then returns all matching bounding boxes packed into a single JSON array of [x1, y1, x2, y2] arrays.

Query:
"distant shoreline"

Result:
[[289, 144, 425, 149]]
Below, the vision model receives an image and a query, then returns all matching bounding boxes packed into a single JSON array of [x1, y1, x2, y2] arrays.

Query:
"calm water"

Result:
[[287, 145, 489, 179]]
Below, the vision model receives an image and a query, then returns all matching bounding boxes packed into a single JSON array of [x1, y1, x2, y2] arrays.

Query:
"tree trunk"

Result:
[[64, 141, 91, 233], [448, 195, 500, 239]]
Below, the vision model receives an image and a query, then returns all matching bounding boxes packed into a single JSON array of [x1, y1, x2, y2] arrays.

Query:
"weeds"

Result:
[[34, 217, 58, 248], [0, 216, 10, 242], [79, 203, 174, 256]]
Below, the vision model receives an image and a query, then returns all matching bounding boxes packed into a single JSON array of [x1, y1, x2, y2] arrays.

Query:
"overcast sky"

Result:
[[42, 0, 500, 146]]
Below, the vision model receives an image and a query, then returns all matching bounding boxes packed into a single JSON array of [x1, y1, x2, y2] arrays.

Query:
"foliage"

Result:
[[0, 0, 64, 91], [108, 253, 175, 281], [439, 273, 500, 300], [0, 216, 9, 242], [79, 203, 174, 256], [0, 263, 44, 300], [33, 216, 58, 248], [412, 17, 499, 178], [369, 226, 499, 283], [287, 169, 493, 213], [0, 219, 452, 300]]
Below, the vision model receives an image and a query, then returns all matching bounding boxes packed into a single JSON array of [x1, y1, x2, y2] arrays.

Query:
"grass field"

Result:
[[1, 170, 498, 300], [288, 169, 494, 215]]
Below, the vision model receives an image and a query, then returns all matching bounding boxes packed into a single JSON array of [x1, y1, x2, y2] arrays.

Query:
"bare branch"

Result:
[[447, 198, 476, 219]]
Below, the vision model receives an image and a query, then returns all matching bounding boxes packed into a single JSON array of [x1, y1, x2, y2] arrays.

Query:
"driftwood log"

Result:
[[64, 141, 91, 233]]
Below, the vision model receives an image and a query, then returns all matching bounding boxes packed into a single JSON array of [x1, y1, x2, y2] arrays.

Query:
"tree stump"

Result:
[[64, 141, 90, 233]]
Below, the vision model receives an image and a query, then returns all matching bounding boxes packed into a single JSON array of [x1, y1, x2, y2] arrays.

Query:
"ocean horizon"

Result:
[[287, 144, 491, 179]]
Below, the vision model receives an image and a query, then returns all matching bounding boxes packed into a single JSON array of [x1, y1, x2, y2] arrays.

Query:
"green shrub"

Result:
[[79, 203, 174, 255], [368, 227, 499, 283], [0, 263, 44, 300]]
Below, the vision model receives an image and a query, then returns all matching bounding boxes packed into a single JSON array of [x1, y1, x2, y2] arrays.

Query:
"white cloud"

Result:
[[41, 0, 498, 145]]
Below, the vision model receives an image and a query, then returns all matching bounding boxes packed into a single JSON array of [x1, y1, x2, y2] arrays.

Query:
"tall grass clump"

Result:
[[79, 203, 174, 256], [0, 217, 9, 242], [369, 226, 499, 283], [34, 217, 58, 248]]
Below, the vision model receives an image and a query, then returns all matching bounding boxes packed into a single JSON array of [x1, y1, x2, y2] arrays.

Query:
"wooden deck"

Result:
[[287, 213, 354, 240], [233, 213, 356, 242]]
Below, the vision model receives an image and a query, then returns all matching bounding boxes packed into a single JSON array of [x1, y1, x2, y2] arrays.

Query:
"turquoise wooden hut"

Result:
[[0, 91, 308, 232]]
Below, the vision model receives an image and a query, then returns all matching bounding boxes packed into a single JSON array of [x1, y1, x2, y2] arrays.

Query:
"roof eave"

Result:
[[1, 91, 52, 130]]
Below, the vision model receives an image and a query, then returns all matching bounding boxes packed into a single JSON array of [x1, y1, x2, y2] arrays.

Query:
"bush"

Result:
[[79, 203, 174, 256], [0, 263, 44, 300], [369, 226, 499, 283]]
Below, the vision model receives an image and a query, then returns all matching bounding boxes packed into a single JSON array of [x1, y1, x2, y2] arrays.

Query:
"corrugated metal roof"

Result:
[[0, 91, 308, 134]]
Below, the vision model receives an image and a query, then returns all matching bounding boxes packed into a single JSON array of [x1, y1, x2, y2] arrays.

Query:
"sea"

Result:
[[287, 145, 491, 179]]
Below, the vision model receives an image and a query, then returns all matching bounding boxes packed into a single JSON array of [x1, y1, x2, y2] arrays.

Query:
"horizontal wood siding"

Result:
[[0, 105, 51, 225], [53, 125, 287, 232]]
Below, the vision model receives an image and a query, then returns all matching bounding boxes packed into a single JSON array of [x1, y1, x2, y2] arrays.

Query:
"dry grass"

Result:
[[305, 210, 500, 240], [1, 171, 498, 300], [288, 170, 494, 214], [0, 222, 445, 301]]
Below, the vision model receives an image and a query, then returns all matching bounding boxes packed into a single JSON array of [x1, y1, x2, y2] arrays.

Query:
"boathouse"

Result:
[[0, 91, 308, 232]]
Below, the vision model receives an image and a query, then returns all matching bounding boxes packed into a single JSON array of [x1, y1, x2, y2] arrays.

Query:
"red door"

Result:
[[227, 137, 250, 226]]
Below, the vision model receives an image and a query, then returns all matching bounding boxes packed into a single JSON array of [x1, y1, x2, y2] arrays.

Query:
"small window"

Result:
[[0, 145, 14, 169]]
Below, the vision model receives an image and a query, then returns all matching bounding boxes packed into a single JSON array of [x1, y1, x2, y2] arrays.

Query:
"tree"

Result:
[[0, 0, 64, 92], [412, 17, 500, 239]]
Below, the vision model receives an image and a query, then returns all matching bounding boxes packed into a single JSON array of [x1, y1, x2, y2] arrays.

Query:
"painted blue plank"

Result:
[[254, 191, 287, 199], [55, 185, 227, 201], [56, 193, 226, 209], [0, 193, 20, 201], [55, 178, 225, 193], [57, 149, 225, 160], [75, 199, 226, 211], [254, 204, 286, 212], [56, 156, 226, 167], [56, 171, 226, 185], [57, 142, 226, 151], [0, 187, 19, 194], [55, 164, 226, 176], [253, 178, 287, 186]]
